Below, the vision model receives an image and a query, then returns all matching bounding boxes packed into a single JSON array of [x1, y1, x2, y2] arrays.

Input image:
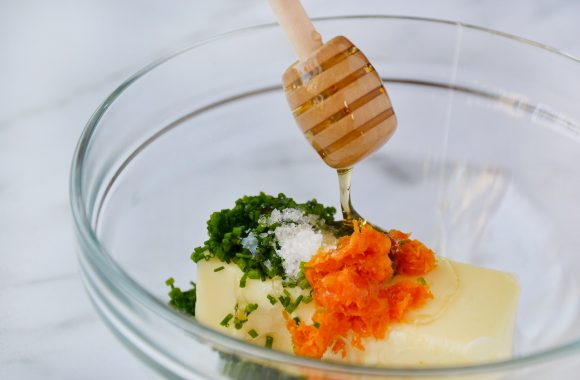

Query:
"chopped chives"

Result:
[[267, 294, 277, 305], [244, 303, 258, 314], [234, 319, 245, 330], [239, 273, 248, 288], [248, 329, 259, 339], [298, 278, 310, 290], [247, 269, 261, 279], [220, 313, 234, 327], [278, 295, 290, 307], [286, 295, 304, 313], [187, 193, 336, 283], [213, 266, 225, 272], [294, 295, 303, 308], [313, 321, 320, 329], [265, 336, 274, 349]]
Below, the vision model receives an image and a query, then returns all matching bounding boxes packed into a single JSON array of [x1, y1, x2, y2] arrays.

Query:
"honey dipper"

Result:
[[269, 0, 397, 227], [269, 0, 397, 169]]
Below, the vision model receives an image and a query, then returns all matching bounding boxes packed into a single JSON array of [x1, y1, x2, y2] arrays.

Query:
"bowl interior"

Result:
[[76, 16, 580, 377]]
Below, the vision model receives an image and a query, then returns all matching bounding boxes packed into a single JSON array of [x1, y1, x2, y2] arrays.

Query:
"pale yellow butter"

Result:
[[196, 257, 519, 366], [196, 259, 315, 352]]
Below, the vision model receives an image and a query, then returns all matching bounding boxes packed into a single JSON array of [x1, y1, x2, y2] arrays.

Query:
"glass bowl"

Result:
[[70, 16, 580, 379]]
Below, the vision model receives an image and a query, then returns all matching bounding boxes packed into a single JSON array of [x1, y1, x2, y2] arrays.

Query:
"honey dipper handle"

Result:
[[268, 0, 323, 61]]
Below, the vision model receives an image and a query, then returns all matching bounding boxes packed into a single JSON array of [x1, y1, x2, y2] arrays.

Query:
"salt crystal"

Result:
[[241, 232, 258, 256], [264, 259, 272, 270]]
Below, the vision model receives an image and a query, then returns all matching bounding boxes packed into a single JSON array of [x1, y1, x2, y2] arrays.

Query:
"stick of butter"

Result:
[[196, 257, 519, 366]]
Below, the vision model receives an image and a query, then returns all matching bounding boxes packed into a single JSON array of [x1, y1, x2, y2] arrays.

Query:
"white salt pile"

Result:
[[274, 223, 322, 278], [262, 208, 324, 278]]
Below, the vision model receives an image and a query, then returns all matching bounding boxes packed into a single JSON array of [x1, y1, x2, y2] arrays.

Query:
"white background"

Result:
[[1, 1, 579, 378]]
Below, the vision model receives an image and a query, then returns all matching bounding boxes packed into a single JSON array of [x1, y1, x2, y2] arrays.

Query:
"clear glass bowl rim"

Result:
[[70, 15, 580, 377]]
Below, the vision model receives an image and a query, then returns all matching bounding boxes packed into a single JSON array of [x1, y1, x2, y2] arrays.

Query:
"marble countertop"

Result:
[[1, 0, 579, 378]]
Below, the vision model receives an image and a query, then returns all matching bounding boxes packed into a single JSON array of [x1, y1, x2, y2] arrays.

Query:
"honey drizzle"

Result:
[[337, 168, 359, 221]]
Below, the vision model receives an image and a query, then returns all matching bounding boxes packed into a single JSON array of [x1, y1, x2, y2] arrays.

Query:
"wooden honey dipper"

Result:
[[269, 0, 397, 227], [269, 0, 397, 170]]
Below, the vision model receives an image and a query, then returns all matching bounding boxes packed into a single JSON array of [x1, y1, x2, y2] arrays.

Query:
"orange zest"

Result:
[[389, 229, 437, 276], [381, 280, 433, 321], [286, 222, 436, 359]]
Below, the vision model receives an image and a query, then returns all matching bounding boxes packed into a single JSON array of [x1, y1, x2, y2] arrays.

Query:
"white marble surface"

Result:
[[1, 0, 579, 379]]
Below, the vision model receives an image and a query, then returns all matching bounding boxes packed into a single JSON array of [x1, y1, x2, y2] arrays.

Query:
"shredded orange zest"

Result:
[[389, 229, 437, 276], [381, 280, 433, 321], [286, 223, 436, 359]]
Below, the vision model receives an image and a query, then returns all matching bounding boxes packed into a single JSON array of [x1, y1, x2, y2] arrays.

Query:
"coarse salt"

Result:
[[260, 208, 322, 278], [274, 223, 322, 278], [261, 208, 319, 226]]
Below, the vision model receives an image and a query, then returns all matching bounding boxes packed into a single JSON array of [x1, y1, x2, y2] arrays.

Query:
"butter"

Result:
[[196, 258, 315, 352], [196, 258, 519, 366]]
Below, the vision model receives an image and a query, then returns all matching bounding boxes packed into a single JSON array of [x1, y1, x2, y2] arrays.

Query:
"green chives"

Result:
[[220, 313, 234, 327]]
